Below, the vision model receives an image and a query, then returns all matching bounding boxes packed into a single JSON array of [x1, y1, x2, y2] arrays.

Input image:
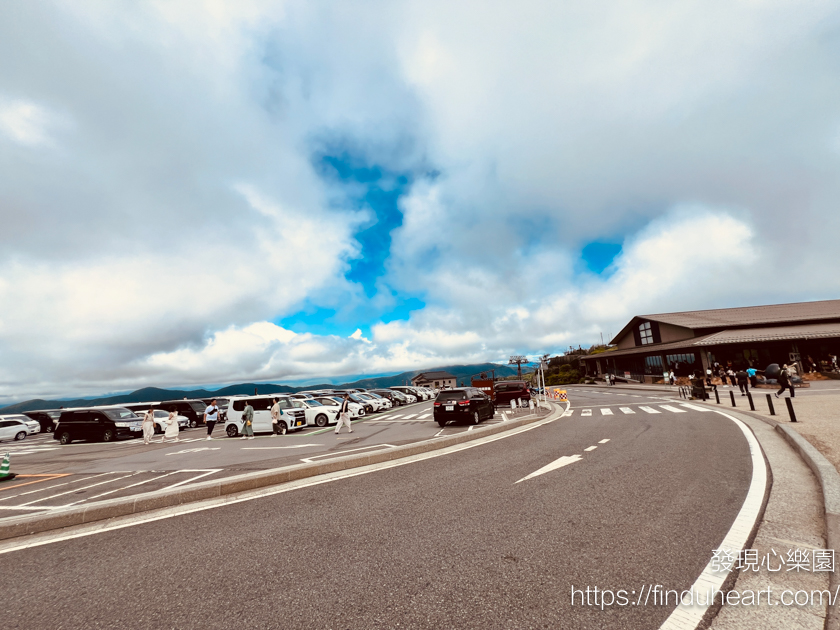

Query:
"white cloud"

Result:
[[0, 98, 59, 146]]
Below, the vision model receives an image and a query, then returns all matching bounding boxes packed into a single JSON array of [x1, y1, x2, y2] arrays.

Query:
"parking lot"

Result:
[[0, 399, 546, 519]]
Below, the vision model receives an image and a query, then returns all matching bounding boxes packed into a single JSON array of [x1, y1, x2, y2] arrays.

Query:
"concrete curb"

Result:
[[0, 403, 563, 543], [690, 398, 840, 630]]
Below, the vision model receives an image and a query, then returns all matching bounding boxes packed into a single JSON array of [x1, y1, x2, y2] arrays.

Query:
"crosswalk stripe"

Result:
[[600, 408, 613, 416], [679, 403, 712, 412], [402, 414, 417, 419], [619, 407, 636, 414], [581, 409, 592, 417], [638, 406, 661, 414], [387, 414, 403, 419], [417, 414, 431, 419], [659, 405, 687, 413]]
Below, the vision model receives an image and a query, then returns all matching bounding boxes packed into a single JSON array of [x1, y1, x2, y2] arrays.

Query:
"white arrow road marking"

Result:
[[638, 406, 661, 414], [679, 403, 712, 412], [516, 454, 583, 483], [600, 408, 613, 415], [581, 409, 592, 417], [584, 446, 597, 451], [598, 439, 610, 444], [659, 405, 687, 413], [619, 407, 635, 414], [241, 444, 321, 450]]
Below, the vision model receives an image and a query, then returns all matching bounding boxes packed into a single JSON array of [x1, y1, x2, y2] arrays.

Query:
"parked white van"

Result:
[[224, 395, 307, 437]]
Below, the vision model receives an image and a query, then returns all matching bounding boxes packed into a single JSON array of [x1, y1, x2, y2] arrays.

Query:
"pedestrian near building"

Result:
[[335, 394, 353, 434], [162, 407, 180, 443], [142, 408, 155, 444], [240, 402, 255, 440], [204, 399, 219, 440], [775, 364, 795, 398], [726, 368, 737, 387], [736, 370, 749, 396], [669, 370, 675, 386], [746, 366, 758, 388]]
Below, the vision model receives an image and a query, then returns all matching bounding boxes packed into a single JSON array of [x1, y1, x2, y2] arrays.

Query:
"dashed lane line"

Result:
[[600, 408, 613, 416], [619, 407, 636, 414], [584, 446, 597, 452], [581, 409, 592, 417], [598, 439, 610, 444]]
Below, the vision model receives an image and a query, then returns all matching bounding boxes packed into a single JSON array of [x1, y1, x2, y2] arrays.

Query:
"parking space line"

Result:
[[62, 472, 182, 508], [598, 439, 610, 444], [584, 446, 597, 451], [162, 469, 222, 490], [0, 474, 69, 494], [19, 472, 141, 506], [0, 472, 115, 502]]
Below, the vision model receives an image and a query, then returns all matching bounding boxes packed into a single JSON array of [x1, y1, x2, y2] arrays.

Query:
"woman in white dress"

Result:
[[162, 407, 180, 443], [142, 408, 156, 444]]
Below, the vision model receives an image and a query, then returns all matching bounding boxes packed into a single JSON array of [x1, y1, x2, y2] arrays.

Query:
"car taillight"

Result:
[[434, 402, 441, 406], [457, 400, 470, 406]]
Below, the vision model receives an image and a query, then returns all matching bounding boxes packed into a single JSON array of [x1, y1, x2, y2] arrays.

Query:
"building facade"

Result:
[[582, 299, 840, 382], [411, 371, 458, 389]]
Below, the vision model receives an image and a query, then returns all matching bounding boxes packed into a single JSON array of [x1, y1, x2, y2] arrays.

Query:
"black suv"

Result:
[[53, 407, 143, 444], [23, 410, 62, 433], [158, 399, 208, 428], [433, 388, 495, 427]]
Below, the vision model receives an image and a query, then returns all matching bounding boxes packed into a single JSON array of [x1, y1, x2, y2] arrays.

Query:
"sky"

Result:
[[1, 0, 840, 403]]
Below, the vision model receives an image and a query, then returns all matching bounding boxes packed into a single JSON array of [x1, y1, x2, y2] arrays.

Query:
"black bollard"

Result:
[[747, 392, 755, 411], [715, 389, 721, 404], [766, 394, 775, 416], [730, 390, 736, 407], [785, 397, 798, 423]]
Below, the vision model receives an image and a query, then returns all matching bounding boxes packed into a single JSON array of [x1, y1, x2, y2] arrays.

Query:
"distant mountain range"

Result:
[[0, 363, 529, 413]]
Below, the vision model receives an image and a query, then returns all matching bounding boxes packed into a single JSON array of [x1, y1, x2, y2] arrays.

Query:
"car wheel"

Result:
[[226, 424, 239, 438], [14, 431, 26, 441], [473, 411, 480, 425], [155, 424, 163, 434], [277, 421, 288, 435], [437, 420, 446, 428], [189, 419, 197, 429], [101, 429, 115, 442], [315, 414, 328, 428], [59, 431, 72, 445]]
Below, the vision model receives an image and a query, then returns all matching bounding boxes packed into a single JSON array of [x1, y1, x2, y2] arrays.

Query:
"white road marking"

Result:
[[638, 406, 661, 414], [679, 403, 712, 412], [562, 410, 574, 417], [242, 444, 321, 450], [659, 405, 687, 413], [386, 414, 403, 419], [515, 454, 583, 483], [18, 473, 140, 506], [162, 469, 222, 490], [598, 439, 610, 444], [467, 426, 474, 432], [62, 472, 182, 508], [584, 446, 597, 452], [0, 473, 111, 502], [434, 428, 445, 437], [600, 408, 613, 416], [501, 412, 508, 422], [165, 448, 220, 456], [619, 407, 636, 414], [417, 414, 431, 419], [581, 409, 592, 417], [402, 414, 417, 419], [630, 395, 642, 398], [300, 444, 397, 463], [658, 411, 768, 630]]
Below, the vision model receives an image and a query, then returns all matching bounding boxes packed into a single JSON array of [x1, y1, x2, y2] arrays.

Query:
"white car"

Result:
[[390, 388, 417, 404], [364, 392, 393, 410], [314, 396, 365, 419], [296, 399, 340, 427], [224, 395, 308, 437], [355, 393, 389, 412], [0, 415, 40, 441]]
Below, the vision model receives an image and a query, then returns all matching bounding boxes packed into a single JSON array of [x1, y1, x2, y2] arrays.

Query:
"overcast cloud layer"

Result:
[[1, 1, 839, 402]]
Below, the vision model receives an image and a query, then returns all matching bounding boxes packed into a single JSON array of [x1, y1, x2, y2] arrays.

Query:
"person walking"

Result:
[[335, 394, 353, 434], [736, 369, 749, 396], [204, 399, 219, 440], [726, 368, 737, 387], [162, 406, 180, 443], [746, 366, 758, 388], [668, 370, 675, 386], [775, 364, 795, 398], [240, 401, 255, 440], [142, 407, 156, 444], [270, 398, 283, 436]]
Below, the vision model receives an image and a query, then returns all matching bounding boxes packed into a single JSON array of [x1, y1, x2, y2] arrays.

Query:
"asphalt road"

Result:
[[0, 389, 753, 629], [0, 400, 542, 516]]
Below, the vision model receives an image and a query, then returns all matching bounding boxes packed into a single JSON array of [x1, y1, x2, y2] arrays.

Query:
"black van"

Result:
[[433, 388, 495, 427], [493, 381, 531, 406], [53, 407, 143, 444], [158, 399, 208, 427]]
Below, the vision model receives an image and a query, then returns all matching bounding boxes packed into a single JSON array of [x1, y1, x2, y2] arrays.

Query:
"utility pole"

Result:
[[509, 355, 529, 379]]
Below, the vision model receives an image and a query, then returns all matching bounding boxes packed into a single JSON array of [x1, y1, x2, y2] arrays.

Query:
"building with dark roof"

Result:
[[581, 299, 840, 381], [411, 371, 457, 389]]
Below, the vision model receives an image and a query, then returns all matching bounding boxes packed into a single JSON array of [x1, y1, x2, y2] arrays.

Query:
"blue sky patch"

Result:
[[581, 242, 622, 274]]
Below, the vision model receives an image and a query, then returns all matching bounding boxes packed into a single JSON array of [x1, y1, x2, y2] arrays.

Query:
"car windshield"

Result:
[[103, 408, 138, 420], [437, 391, 467, 402], [6, 415, 30, 423], [304, 400, 323, 407], [154, 410, 168, 417]]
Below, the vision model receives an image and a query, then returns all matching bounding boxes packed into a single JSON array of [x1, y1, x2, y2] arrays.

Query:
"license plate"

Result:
[[131, 426, 141, 431], [445, 405, 454, 411]]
